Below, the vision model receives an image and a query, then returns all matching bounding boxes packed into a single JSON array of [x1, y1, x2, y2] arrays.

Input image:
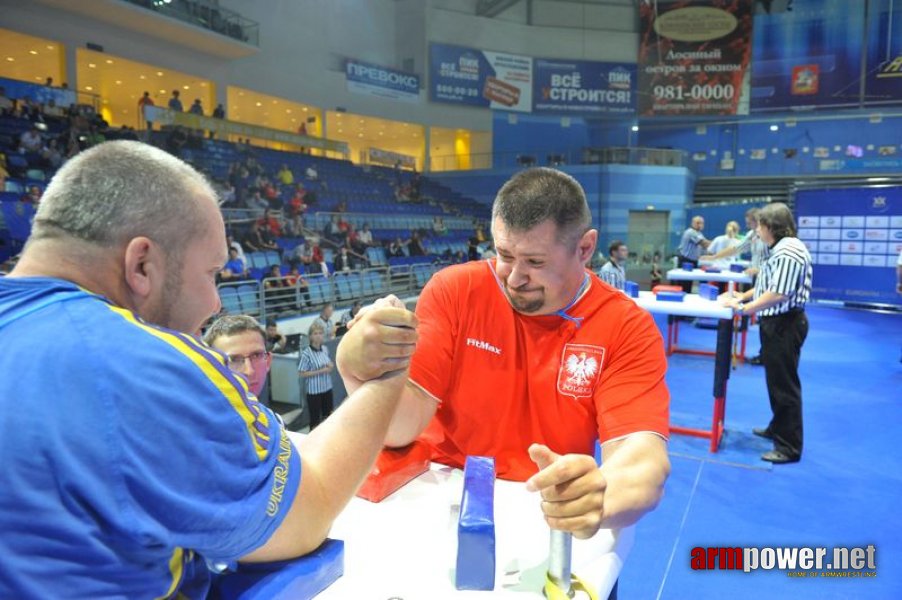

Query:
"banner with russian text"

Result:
[[346, 59, 420, 103], [532, 59, 635, 115], [637, 0, 753, 116], [429, 43, 532, 113]]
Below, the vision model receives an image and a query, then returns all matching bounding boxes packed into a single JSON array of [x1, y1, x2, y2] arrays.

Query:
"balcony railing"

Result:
[[123, 0, 259, 46]]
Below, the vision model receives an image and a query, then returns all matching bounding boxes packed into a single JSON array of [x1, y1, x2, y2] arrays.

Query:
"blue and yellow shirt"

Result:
[[0, 277, 301, 599]]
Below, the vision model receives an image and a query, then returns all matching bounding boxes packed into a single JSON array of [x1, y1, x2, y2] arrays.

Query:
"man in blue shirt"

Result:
[[676, 215, 710, 293], [0, 141, 418, 598]]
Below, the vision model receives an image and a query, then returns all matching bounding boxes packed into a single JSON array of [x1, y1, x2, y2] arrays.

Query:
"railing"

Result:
[[216, 262, 450, 322], [123, 0, 260, 46], [429, 147, 688, 171]]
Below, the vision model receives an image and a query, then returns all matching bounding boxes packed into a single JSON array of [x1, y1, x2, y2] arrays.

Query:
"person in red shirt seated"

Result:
[[339, 167, 671, 538], [257, 208, 283, 238]]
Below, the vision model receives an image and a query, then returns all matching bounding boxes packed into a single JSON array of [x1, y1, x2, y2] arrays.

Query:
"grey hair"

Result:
[[756, 202, 796, 242], [29, 140, 216, 254], [204, 315, 265, 347], [492, 167, 591, 247]]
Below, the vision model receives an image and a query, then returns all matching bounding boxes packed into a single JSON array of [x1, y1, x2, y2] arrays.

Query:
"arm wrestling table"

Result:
[[633, 291, 734, 452], [286, 432, 630, 599], [664, 268, 753, 363]]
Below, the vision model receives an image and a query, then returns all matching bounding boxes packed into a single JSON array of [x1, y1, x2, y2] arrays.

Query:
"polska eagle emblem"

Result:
[[557, 344, 605, 399]]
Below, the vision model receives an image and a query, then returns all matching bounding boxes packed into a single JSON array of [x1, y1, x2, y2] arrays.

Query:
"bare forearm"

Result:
[[743, 290, 787, 314], [294, 376, 406, 546], [599, 436, 670, 529], [383, 382, 437, 447]]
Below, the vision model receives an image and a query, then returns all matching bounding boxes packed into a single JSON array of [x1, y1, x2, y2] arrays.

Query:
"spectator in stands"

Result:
[[287, 184, 307, 217], [264, 265, 293, 309], [247, 190, 269, 213], [285, 213, 305, 238], [453, 250, 466, 263], [333, 247, 352, 273], [0, 87, 14, 116], [19, 126, 44, 154], [137, 91, 154, 130], [258, 208, 283, 238], [313, 303, 337, 341], [324, 215, 343, 244], [336, 301, 362, 336], [42, 138, 63, 169], [408, 232, 426, 257], [357, 223, 374, 247], [305, 165, 318, 181], [285, 264, 310, 306], [311, 243, 327, 275], [212, 103, 225, 119], [432, 216, 447, 236], [467, 238, 480, 261], [189, 99, 204, 116], [219, 183, 237, 207], [388, 237, 406, 258], [475, 223, 487, 243], [264, 318, 288, 354], [410, 169, 422, 202], [227, 234, 247, 270], [290, 239, 312, 268], [277, 164, 294, 186], [165, 126, 188, 157], [219, 247, 247, 282], [168, 90, 183, 112], [43, 99, 65, 120], [242, 221, 278, 252], [297, 122, 307, 136], [22, 185, 42, 206], [204, 315, 272, 399]]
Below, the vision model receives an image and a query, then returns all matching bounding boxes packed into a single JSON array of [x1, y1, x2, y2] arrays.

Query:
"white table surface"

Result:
[[287, 432, 631, 599], [666, 268, 752, 284], [633, 291, 733, 319]]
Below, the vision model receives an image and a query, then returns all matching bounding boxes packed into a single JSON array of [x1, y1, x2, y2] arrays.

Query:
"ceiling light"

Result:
[[139, 75, 146, 79], [156, 71, 163, 76], [46, 45, 54, 50], [29, 50, 38, 55], [159, 89, 166, 93], [769, 125, 779, 131], [115, 80, 122, 85], [238, 91, 244, 96], [358, 133, 364, 138], [4, 57, 12, 62], [200, 82, 207, 87], [338, 129, 343, 133], [302, 107, 308, 112], [183, 85, 190, 90], [85, 86, 93, 91], [272, 100, 278, 104], [286, 109, 292, 113], [106, 59, 113, 64], [88, 63, 96, 68]]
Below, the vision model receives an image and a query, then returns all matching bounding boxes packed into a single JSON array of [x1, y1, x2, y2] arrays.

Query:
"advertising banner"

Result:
[[532, 59, 635, 115], [429, 43, 532, 112], [637, 0, 754, 116], [795, 186, 902, 306], [750, 0, 866, 111], [864, 0, 902, 106], [345, 59, 420, 103]]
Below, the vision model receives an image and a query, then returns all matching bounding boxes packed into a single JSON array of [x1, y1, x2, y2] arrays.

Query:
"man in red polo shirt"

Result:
[[339, 167, 670, 538]]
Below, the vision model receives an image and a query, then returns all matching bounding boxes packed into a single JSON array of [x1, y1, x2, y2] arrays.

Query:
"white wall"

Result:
[[0, 0, 639, 133]]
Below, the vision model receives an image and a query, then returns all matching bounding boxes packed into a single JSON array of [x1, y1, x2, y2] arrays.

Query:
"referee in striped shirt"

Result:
[[721, 203, 812, 464], [598, 240, 628, 290], [298, 321, 335, 429]]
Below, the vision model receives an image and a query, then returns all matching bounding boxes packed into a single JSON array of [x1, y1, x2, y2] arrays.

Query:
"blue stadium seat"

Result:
[[219, 287, 242, 314]]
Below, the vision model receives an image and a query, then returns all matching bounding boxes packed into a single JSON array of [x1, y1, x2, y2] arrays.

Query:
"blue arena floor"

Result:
[[620, 304, 902, 598]]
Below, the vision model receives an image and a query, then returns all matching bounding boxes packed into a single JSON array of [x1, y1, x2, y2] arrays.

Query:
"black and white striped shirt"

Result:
[[298, 344, 333, 394], [598, 260, 626, 290], [754, 237, 812, 317]]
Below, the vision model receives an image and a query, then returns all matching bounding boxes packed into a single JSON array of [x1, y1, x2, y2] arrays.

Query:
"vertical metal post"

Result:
[[548, 530, 573, 595]]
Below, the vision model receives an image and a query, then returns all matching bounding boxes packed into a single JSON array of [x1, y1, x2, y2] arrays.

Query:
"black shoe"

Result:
[[752, 427, 773, 440], [762, 450, 799, 464], [747, 355, 763, 365]]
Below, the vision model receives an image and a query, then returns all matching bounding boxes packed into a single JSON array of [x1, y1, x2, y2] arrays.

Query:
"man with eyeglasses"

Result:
[[205, 315, 273, 399]]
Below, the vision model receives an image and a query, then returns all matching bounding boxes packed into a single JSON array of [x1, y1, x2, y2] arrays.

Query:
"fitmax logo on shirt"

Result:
[[466, 337, 502, 355]]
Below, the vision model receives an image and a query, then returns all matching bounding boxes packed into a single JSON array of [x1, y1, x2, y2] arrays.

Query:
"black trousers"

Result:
[[306, 390, 334, 429], [677, 256, 698, 293], [760, 310, 808, 459]]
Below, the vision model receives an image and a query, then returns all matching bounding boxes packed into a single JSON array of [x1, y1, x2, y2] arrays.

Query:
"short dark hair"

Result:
[[608, 240, 626, 256], [204, 315, 264, 347], [757, 202, 796, 242], [492, 167, 590, 247], [265, 318, 277, 327]]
